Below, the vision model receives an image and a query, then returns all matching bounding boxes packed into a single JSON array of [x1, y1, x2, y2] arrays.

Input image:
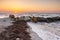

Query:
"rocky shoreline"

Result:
[[0, 20, 31, 40], [0, 15, 60, 40], [9, 15, 60, 23], [0, 18, 42, 40]]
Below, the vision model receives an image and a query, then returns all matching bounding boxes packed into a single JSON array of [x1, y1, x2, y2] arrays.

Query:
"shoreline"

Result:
[[27, 25, 43, 40]]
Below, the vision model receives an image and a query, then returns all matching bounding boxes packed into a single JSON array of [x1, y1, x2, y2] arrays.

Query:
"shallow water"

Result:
[[27, 22, 60, 40], [0, 18, 12, 33]]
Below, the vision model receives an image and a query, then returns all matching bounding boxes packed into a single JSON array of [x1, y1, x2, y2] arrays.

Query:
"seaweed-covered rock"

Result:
[[0, 20, 31, 40]]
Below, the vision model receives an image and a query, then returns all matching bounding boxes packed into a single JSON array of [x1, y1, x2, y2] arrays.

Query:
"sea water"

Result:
[[27, 22, 60, 40]]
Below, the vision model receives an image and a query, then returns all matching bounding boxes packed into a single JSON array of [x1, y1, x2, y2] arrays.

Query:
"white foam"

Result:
[[27, 22, 60, 40], [0, 16, 9, 18]]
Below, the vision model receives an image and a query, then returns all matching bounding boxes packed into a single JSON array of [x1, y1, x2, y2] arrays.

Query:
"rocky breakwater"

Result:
[[0, 20, 31, 40]]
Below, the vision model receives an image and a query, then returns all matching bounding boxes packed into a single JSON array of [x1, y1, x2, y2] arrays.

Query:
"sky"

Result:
[[0, 0, 60, 13]]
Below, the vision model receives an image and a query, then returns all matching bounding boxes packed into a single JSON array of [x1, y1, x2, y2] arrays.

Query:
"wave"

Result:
[[0, 13, 60, 18], [27, 22, 60, 40]]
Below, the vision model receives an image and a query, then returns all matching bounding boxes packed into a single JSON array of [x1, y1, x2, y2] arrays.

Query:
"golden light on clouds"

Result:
[[0, 0, 60, 13]]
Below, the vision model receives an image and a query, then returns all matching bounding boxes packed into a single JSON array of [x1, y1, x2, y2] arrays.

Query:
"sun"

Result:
[[0, 0, 25, 13]]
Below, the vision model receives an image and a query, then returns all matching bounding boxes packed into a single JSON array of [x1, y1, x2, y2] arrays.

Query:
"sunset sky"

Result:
[[0, 0, 60, 13]]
